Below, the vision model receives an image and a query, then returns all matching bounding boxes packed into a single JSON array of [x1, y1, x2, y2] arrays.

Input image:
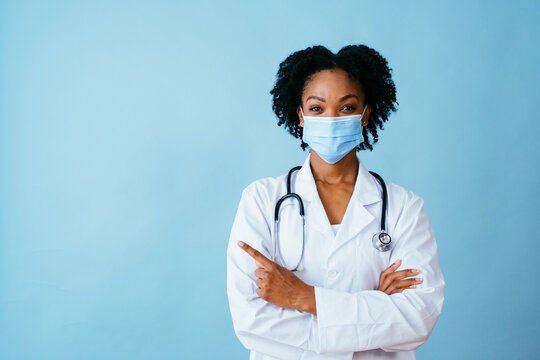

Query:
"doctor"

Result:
[[227, 44, 445, 360]]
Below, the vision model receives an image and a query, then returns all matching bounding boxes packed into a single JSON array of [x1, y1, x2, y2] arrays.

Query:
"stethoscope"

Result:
[[273, 166, 392, 272]]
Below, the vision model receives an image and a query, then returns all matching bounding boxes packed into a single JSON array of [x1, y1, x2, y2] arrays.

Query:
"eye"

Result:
[[342, 105, 356, 111], [309, 106, 321, 112]]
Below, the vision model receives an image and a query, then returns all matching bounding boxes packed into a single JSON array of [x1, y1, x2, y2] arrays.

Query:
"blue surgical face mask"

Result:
[[300, 104, 367, 164]]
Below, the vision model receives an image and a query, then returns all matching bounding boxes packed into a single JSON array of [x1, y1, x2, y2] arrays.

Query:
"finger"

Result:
[[256, 278, 263, 288], [379, 259, 402, 291], [386, 270, 417, 293], [387, 277, 423, 294], [254, 268, 267, 279], [238, 241, 273, 268], [381, 259, 402, 277], [380, 264, 420, 292], [386, 268, 420, 283], [389, 284, 417, 295]]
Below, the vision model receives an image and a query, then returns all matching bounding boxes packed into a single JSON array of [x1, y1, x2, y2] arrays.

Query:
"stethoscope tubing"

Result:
[[274, 164, 391, 271], [368, 171, 388, 232]]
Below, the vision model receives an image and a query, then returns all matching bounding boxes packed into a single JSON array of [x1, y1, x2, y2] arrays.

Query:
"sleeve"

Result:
[[312, 192, 446, 354], [226, 185, 354, 360]]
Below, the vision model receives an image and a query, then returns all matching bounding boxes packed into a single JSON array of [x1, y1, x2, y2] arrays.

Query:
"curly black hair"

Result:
[[269, 44, 398, 151]]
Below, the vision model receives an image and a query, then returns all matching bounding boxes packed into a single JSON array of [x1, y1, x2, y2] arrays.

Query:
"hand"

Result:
[[377, 259, 423, 295], [238, 241, 316, 314]]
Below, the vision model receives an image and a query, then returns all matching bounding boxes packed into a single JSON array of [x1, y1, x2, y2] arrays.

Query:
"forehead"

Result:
[[302, 69, 364, 99]]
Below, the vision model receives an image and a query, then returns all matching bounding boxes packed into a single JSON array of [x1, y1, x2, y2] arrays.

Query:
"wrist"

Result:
[[294, 285, 317, 315]]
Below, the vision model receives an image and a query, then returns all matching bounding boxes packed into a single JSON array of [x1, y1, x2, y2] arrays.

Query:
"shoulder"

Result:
[[384, 181, 430, 237], [241, 173, 288, 206], [385, 181, 427, 223], [385, 181, 425, 206], [243, 176, 281, 195]]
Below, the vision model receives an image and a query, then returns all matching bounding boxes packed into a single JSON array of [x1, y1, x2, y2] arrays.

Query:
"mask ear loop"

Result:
[[359, 104, 369, 150], [360, 104, 367, 120]]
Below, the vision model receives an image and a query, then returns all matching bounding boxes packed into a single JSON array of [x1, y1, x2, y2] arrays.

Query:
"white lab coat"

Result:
[[226, 151, 445, 360]]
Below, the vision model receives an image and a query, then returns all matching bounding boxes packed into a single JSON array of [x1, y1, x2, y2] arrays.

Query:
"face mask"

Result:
[[300, 104, 367, 164]]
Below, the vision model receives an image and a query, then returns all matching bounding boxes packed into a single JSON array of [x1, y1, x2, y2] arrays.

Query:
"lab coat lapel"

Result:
[[293, 151, 382, 255], [293, 153, 335, 241], [334, 158, 382, 254]]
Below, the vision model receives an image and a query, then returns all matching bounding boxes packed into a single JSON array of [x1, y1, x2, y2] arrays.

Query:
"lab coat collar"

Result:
[[294, 151, 382, 206], [293, 151, 382, 253]]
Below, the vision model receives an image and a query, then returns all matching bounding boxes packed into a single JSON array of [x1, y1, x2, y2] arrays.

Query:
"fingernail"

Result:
[[416, 278, 423, 283], [412, 269, 419, 274], [410, 285, 416, 289], [238, 241, 244, 247], [394, 259, 401, 265]]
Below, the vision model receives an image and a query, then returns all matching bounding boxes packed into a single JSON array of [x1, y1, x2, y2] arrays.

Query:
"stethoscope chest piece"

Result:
[[372, 231, 392, 252]]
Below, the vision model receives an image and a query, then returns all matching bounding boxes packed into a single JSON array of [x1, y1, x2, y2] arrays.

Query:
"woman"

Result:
[[226, 44, 445, 360]]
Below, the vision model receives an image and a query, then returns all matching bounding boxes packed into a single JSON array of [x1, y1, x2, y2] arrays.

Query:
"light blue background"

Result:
[[1, 0, 538, 359]]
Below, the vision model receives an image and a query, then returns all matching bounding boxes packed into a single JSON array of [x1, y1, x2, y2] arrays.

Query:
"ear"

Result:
[[362, 104, 371, 127], [297, 106, 304, 128]]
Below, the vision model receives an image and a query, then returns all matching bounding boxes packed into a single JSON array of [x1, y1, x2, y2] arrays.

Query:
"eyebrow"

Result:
[[306, 94, 359, 102]]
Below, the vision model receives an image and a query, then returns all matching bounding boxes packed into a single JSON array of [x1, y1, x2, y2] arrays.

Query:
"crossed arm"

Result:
[[226, 186, 445, 357], [237, 240, 422, 317]]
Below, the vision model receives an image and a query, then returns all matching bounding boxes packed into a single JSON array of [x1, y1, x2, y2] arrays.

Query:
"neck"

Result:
[[310, 149, 359, 186]]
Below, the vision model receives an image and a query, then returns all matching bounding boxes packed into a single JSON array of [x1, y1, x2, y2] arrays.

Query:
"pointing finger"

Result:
[[238, 241, 273, 268]]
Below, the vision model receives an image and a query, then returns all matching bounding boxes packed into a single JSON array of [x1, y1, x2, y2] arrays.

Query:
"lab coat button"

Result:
[[328, 269, 338, 278]]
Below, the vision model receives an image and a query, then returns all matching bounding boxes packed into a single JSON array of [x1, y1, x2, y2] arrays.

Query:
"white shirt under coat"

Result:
[[226, 151, 445, 360]]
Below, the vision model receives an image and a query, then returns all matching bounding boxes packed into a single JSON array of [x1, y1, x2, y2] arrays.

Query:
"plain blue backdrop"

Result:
[[1, 0, 538, 359]]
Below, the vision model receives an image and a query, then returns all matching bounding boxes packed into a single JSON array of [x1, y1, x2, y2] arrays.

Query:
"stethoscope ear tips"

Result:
[[372, 231, 392, 252]]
